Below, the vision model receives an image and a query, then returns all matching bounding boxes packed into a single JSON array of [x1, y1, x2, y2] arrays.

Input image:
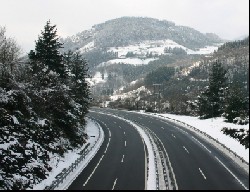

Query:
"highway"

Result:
[[68, 111, 146, 190], [68, 107, 249, 190]]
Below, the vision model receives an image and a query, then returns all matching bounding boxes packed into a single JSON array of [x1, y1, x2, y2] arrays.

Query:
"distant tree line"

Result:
[[218, 37, 249, 51]]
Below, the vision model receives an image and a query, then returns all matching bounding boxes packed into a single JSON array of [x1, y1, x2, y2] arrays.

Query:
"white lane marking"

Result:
[[119, 126, 122, 129], [173, 125, 189, 135], [142, 139, 147, 190], [171, 134, 176, 138], [124, 131, 126, 135], [83, 154, 105, 187], [192, 136, 211, 153], [112, 178, 118, 190], [199, 168, 206, 180], [108, 129, 111, 138], [161, 127, 164, 130], [114, 121, 116, 124], [215, 156, 249, 190], [183, 146, 189, 154], [124, 140, 126, 147], [104, 137, 111, 154], [121, 155, 124, 163]]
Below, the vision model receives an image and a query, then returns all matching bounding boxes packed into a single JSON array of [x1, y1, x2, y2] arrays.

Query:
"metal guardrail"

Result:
[[158, 115, 249, 166], [44, 120, 101, 190], [142, 124, 176, 190], [132, 120, 166, 190]]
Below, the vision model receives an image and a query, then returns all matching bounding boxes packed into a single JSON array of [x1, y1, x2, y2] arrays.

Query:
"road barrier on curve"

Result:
[[44, 120, 101, 190], [158, 114, 249, 167], [132, 120, 177, 190]]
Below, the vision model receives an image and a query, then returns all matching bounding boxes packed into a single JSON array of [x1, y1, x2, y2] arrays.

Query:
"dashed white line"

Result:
[[174, 126, 189, 135], [108, 129, 111, 137], [121, 155, 124, 162], [104, 137, 111, 154], [215, 156, 249, 190], [161, 127, 164, 130], [171, 134, 176, 138], [183, 146, 189, 154], [83, 155, 105, 187], [124, 131, 126, 135], [124, 140, 126, 147], [192, 136, 211, 153], [199, 168, 207, 180], [112, 178, 118, 190]]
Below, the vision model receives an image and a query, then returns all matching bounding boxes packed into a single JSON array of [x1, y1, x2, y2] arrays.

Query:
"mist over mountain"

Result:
[[61, 17, 224, 52]]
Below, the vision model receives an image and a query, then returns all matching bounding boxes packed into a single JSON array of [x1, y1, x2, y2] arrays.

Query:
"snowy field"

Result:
[[108, 39, 219, 58]]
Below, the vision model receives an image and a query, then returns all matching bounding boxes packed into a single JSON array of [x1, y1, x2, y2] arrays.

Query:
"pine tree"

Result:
[[224, 71, 249, 124], [27, 22, 89, 146], [28, 20, 65, 78], [68, 51, 90, 115], [208, 61, 228, 117], [197, 61, 228, 118]]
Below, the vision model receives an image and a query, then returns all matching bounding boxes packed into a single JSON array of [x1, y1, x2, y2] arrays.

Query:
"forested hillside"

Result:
[[110, 37, 249, 123], [61, 17, 224, 53]]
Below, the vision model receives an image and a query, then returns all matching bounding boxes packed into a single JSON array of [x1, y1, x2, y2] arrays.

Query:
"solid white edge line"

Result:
[[192, 136, 211, 153], [60, 119, 104, 190], [215, 156, 248, 190], [83, 154, 105, 187], [112, 178, 118, 190], [104, 137, 111, 154]]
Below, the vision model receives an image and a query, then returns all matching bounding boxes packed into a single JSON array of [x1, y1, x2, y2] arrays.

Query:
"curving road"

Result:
[[85, 107, 249, 190], [68, 111, 146, 190]]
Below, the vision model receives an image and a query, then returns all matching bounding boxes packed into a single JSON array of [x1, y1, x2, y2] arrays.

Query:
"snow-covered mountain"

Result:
[[61, 16, 224, 52], [60, 17, 225, 96]]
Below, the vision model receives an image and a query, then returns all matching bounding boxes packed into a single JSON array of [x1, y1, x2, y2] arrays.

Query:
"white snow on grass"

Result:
[[86, 71, 107, 86], [107, 39, 219, 58], [79, 41, 94, 53], [108, 39, 191, 57], [104, 58, 157, 66], [110, 86, 151, 101], [187, 45, 219, 55]]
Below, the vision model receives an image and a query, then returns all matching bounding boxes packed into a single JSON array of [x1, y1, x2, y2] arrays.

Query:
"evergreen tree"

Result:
[[28, 20, 65, 78], [197, 61, 228, 118], [68, 51, 90, 117], [27, 21, 89, 146], [224, 71, 249, 124]]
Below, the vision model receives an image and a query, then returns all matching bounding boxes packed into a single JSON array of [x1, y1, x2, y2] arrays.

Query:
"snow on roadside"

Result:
[[32, 109, 249, 190], [31, 118, 103, 190], [136, 111, 249, 163]]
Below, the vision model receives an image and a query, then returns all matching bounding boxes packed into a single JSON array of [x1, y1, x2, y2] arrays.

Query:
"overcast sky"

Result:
[[1, 0, 249, 53]]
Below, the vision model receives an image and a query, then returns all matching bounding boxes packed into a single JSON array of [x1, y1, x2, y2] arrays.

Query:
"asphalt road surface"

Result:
[[68, 107, 249, 190], [68, 110, 146, 190]]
